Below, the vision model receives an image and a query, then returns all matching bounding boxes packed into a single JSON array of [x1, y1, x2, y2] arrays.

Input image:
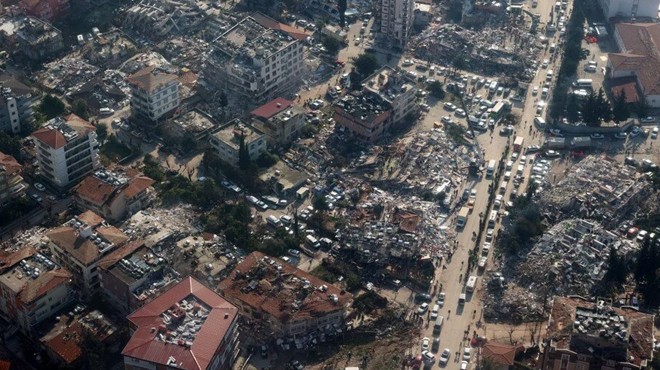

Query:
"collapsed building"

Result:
[[123, 0, 206, 38], [218, 252, 353, 339], [15, 16, 63, 61], [201, 14, 309, 107]]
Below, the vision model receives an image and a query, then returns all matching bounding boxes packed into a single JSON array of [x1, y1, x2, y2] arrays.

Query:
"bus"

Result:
[[486, 159, 497, 177], [513, 136, 524, 152], [491, 101, 507, 119], [466, 276, 477, 292], [572, 79, 593, 89]]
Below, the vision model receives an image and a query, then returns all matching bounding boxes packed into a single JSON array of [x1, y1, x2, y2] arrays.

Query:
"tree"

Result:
[[581, 91, 601, 127], [0, 132, 22, 159], [39, 95, 65, 120], [95, 123, 108, 142], [636, 98, 650, 118], [322, 36, 341, 56], [353, 53, 380, 77], [634, 238, 660, 307], [238, 133, 251, 170], [338, 0, 347, 27], [451, 54, 466, 74], [604, 247, 627, 288], [596, 88, 612, 123], [427, 80, 446, 99], [72, 99, 90, 120], [219, 92, 228, 108], [565, 93, 580, 123], [611, 90, 630, 123]]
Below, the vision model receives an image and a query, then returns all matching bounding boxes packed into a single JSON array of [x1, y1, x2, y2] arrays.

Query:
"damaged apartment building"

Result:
[[334, 66, 417, 142], [15, 16, 63, 61], [123, 0, 206, 38], [218, 252, 353, 339], [202, 14, 309, 107], [250, 97, 305, 148], [0, 73, 38, 134], [542, 296, 655, 370]]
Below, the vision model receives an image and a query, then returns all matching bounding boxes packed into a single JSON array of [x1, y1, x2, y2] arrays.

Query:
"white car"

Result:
[[532, 87, 538, 95], [34, 182, 46, 192], [417, 302, 429, 314], [402, 59, 414, 67], [422, 350, 436, 362], [463, 347, 471, 361], [590, 133, 605, 139], [437, 292, 446, 306], [439, 348, 451, 365], [455, 108, 466, 117], [652, 126, 658, 139], [421, 337, 430, 351], [640, 116, 655, 123], [461, 361, 469, 370]]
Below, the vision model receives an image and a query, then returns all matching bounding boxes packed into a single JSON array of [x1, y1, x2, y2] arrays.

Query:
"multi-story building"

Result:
[[127, 65, 180, 122], [599, 0, 659, 19], [334, 67, 417, 142], [15, 16, 63, 61], [97, 240, 178, 316], [218, 252, 353, 338], [0, 151, 26, 205], [202, 13, 308, 106], [31, 114, 100, 188], [209, 119, 266, 166], [380, 0, 415, 48], [0, 73, 38, 134], [46, 211, 130, 296], [250, 97, 305, 147], [608, 23, 660, 108], [0, 246, 73, 335], [541, 296, 655, 370], [73, 168, 155, 222], [122, 277, 240, 370], [18, 0, 70, 21]]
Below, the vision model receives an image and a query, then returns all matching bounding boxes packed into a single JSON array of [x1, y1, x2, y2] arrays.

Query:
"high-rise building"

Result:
[[32, 114, 100, 187], [127, 66, 180, 122], [380, 0, 415, 48], [0, 73, 38, 134]]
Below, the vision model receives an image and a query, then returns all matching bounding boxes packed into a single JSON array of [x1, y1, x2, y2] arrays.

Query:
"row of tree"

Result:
[[565, 88, 650, 126]]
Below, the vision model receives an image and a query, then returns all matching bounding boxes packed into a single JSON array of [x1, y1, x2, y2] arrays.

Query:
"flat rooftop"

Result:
[[363, 66, 415, 103], [216, 17, 294, 60], [212, 119, 264, 150], [335, 92, 391, 124], [172, 110, 216, 134], [0, 247, 59, 293]]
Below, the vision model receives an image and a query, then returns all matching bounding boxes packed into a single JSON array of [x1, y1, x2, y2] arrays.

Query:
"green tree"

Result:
[[0, 132, 22, 158], [95, 122, 108, 142], [238, 133, 251, 170], [596, 88, 612, 123], [636, 98, 650, 118], [322, 36, 341, 55], [451, 54, 466, 74], [219, 92, 228, 108], [604, 247, 627, 287], [581, 91, 601, 127], [427, 80, 446, 99], [611, 90, 630, 123], [634, 238, 660, 307], [39, 95, 65, 120], [313, 195, 328, 211], [338, 0, 347, 27], [447, 0, 462, 22], [565, 93, 580, 123], [71, 99, 90, 120], [353, 53, 381, 77]]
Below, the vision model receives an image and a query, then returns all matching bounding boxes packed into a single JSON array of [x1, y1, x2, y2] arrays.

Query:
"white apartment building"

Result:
[[32, 114, 100, 188], [363, 66, 418, 124], [202, 14, 309, 106], [599, 0, 659, 19], [380, 0, 415, 48], [210, 119, 266, 166], [127, 66, 180, 122], [0, 74, 38, 134]]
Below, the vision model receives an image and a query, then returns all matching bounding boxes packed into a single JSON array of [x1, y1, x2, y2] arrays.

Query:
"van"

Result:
[[431, 304, 440, 319], [266, 215, 281, 228], [306, 235, 320, 249], [434, 316, 444, 330], [534, 116, 546, 126], [499, 181, 507, 194], [486, 159, 497, 177], [546, 70, 553, 81], [99, 107, 114, 116], [488, 210, 498, 228], [458, 293, 466, 305]]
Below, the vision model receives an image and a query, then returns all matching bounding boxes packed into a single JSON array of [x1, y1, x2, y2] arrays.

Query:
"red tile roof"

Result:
[[45, 321, 83, 365], [218, 252, 352, 326], [32, 127, 67, 150], [481, 342, 519, 365], [73, 176, 118, 207], [0, 246, 36, 274], [610, 23, 660, 96], [0, 360, 10, 370], [122, 277, 238, 370], [97, 239, 145, 270], [251, 97, 294, 119], [0, 152, 22, 176], [610, 77, 640, 103], [124, 176, 155, 199], [251, 13, 311, 40], [19, 269, 71, 304], [127, 66, 178, 92]]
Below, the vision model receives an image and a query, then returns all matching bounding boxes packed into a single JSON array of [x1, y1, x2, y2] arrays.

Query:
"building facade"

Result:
[[0, 247, 73, 335], [32, 114, 100, 188], [202, 14, 308, 106], [599, 0, 659, 19], [0, 74, 37, 134], [218, 252, 352, 338], [0, 152, 26, 205], [209, 119, 266, 166], [127, 66, 180, 122], [122, 277, 240, 370], [380, 0, 415, 47], [15, 16, 63, 61], [250, 97, 305, 147]]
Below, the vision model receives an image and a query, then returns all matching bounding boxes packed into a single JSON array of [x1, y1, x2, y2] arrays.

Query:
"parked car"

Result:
[[421, 337, 430, 351], [640, 116, 655, 123], [439, 348, 451, 365], [34, 182, 46, 191]]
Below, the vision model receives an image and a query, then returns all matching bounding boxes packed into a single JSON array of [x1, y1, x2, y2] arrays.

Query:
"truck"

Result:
[[457, 207, 470, 228], [488, 81, 498, 94], [513, 136, 524, 152], [466, 276, 477, 292], [486, 159, 497, 177], [305, 235, 320, 249]]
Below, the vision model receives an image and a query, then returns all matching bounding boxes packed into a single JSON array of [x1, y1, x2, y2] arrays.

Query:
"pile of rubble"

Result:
[[484, 218, 638, 322], [408, 23, 538, 79], [38, 56, 100, 92], [539, 156, 657, 228]]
